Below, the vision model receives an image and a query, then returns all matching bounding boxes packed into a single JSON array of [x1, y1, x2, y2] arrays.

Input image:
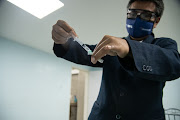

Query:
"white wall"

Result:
[[163, 80, 180, 109], [87, 70, 102, 116], [0, 38, 72, 120]]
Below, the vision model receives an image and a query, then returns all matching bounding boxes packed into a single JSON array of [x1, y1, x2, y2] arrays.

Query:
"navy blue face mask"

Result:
[[126, 17, 154, 38]]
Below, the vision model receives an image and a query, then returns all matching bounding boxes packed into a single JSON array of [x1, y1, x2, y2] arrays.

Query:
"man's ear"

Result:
[[153, 17, 161, 28]]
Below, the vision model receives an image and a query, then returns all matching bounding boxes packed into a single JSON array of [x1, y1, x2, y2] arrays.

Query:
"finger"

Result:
[[105, 44, 126, 58], [92, 37, 111, 56], [91, 45, 112, 64], [94, 35, 111, 51], [52, 29, 67, 41], [57, 20, 73, 33], [52, 35, 59, 44], [53, 25, 69, 38], [52, 34, 67, 44], [70, 28, 78, 37]]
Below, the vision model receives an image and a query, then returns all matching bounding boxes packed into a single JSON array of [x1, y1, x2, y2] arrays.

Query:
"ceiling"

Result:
[[0, 0, 179, 55]]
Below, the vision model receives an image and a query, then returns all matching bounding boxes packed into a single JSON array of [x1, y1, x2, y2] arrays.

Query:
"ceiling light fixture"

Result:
[[7, 0, 64, 19]]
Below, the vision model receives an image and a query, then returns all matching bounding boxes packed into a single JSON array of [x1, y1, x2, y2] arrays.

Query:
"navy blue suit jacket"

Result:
[[53, 34, 180, 120]]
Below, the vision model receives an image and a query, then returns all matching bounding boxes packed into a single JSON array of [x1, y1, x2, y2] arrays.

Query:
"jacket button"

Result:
[[120, 92, 124, 96], [116, 114, 121, 119], [143, 65, 146, 71]]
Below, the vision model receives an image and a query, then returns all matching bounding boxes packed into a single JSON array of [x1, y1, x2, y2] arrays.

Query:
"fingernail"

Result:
[[107, 45, 111, 49], [91, 57, 96, 64]]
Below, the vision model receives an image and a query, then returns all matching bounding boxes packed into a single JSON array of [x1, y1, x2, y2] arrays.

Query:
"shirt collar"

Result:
[[125, 33, 155, 44]]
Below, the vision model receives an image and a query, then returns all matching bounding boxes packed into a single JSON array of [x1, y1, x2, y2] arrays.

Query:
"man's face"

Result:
[[129, 1, 160, 28]]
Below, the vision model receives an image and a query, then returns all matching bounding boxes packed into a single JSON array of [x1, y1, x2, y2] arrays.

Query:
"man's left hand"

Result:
[[91, 35, 129, 64]]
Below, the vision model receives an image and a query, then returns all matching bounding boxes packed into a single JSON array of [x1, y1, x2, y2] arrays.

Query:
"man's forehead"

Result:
[[129, 1, 156, 13]]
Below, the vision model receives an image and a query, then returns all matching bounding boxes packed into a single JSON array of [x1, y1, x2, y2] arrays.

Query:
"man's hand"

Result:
[[91, 35, 130, 64], [52, 20, 78, 44]]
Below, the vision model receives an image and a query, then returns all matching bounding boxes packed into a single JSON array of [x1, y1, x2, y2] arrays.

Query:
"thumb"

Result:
[[69, 29, 78, 38]]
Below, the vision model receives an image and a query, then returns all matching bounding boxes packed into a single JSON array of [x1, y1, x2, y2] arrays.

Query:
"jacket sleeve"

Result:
[[53, 38, 103, 68], [120, 38, 180, 82]]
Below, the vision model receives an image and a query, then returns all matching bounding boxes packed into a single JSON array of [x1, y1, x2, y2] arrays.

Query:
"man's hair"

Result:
[[127, 0, 164, 17]]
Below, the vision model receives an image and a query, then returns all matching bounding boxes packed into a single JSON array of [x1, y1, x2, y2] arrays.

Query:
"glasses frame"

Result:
[[127, 9, 157, 22]]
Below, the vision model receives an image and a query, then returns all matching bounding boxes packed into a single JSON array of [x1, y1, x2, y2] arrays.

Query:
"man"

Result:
[[52, 0, 180, 119]]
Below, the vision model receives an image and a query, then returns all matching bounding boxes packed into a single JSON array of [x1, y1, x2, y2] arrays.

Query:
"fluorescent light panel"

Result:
[[7, 0, 64, 19]]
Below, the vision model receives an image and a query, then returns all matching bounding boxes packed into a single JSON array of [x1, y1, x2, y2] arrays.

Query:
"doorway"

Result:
[[69, 68, 89, 120]]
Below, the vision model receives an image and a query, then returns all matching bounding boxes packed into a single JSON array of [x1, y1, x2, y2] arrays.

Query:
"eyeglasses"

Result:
[[127, 9, 156, 22]]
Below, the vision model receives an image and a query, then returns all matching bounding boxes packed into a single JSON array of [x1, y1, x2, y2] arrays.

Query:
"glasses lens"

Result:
[[127, 9, 156, 21], [127, 11, 137, 19], [140, 13, 152, 21]]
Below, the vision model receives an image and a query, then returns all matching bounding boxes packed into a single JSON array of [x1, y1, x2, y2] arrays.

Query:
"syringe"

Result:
[[72, 37, 104, 63]]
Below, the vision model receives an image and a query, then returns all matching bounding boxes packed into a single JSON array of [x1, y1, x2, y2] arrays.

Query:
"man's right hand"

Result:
[[52, 20, 78, 44]]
